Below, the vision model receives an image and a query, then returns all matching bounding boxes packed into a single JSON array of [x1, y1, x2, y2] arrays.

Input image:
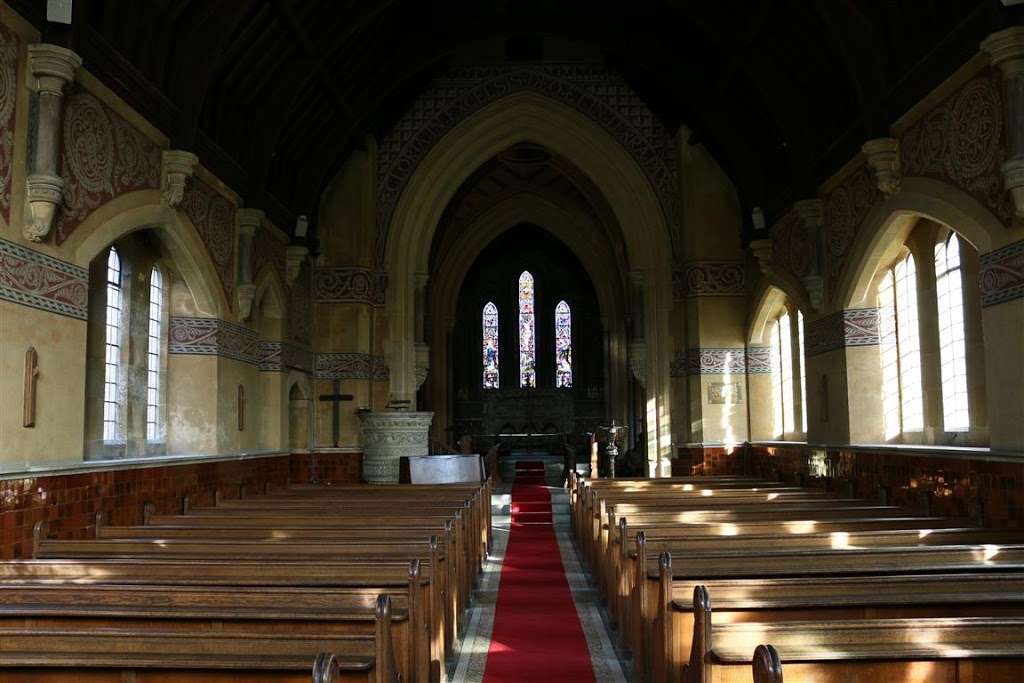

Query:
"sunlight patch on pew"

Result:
[[719, 523, 739, 536], [786, 520, 816, 534]]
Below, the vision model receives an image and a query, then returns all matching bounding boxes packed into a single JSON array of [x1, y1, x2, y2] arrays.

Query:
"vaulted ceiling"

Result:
[[15, 0, 1020, 241]]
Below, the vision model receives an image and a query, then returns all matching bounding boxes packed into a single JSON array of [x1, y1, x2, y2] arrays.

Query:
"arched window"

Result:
[[482, 301, 500, 389], [146, 266, 164, 441], [934, 233, 969, 431], [797, 311, 807, 432], [518, 271, 536, 388], [769, 313, 795, 438], [554, 300, 572, 388], [102, 247, 123, 442], [879, 253, 924, 438]]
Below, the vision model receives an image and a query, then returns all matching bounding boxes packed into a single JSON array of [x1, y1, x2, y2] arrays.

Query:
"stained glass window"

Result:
[[518, 271, 536, 388], [482, 302, 499, 389], [555, 300, 572, 388]]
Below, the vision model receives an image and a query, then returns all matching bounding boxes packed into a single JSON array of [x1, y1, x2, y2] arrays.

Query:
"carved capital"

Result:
[[1002, 157, 1024, 219], [982, 27, 1024, 79], [749, 238, 774, 276], [285, 245, 309, 286], [236, 283, 257, 321], [237, 208, 264, 236], [23, 174, 64, 242], [861, 138, 901, 195], [160, 150, 198, 208], [27, 44, 81, 95], [628, 341, 646, 387]]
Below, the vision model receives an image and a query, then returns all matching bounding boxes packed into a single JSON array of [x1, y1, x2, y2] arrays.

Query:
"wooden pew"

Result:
[[658, 568, 1024, 683], [173, 501, 478, 602], [0, 594, 399, 683], [29, 528, 448, 678], [0, 583, 422, 682], [631, 544, 1024, 682], [607, 514, 978, 629], [615, 524, 1024, 645], [686, 587, 1024, 683]]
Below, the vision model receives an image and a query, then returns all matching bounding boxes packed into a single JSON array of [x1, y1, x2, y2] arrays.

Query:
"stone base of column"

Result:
[[358, 411, 434, 484]]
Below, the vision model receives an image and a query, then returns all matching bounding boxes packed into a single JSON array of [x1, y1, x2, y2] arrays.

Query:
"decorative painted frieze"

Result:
[[55, 89, 161, 244], [823, 163, 880, 300], [313, 266, 387, 305], [805, 308, 880, 357], [671, 346, 772, 377], [287, 261, 313, 346], [375, 63, 679, 265], [179, 177, 236, 300], [685, 348, 748, 376], [980, 240, 1024, 307], [0, 22, 18, 225], [257, 340, 314, 373], [899, 69, 1012, 223], [681, 261, 746, 297], [314, 353, 389, 381], [0, 237, 88, 320], [745, 346, 772, 374], [168, 317, 260, 365]]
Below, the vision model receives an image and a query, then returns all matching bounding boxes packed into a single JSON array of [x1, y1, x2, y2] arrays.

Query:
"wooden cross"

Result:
[[319, 380, 354, 448], [23, 347, 38, 428]]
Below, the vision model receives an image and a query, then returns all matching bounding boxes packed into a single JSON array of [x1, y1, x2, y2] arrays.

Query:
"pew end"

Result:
[[142, 501, 155, 525], [752, 644, 783, 683], [31, 521, 49, 559], [313, 652, 341, 683]]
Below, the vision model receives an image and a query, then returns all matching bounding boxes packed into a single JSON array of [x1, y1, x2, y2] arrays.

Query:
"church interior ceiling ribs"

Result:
[[7, 0, 1016, 242]]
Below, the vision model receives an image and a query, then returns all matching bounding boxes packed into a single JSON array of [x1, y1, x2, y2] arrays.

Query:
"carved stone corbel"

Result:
[[285, 245, 309, 286], [414, 343, 430, 390], [161, 150, 198, 208], [24, 44, 81, 242], [793, 199, 825, 312], [861, 138, 901, 195], [749, 238, 774, 276], [628, 341, 646, 387], [235, 208, 263, 320], [982, 27, 1024, 219]]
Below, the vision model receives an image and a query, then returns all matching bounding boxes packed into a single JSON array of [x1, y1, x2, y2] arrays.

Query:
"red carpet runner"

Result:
[[483, 461, 595, 682]]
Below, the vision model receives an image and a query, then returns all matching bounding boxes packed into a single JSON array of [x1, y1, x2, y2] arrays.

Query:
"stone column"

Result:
[[24, 44, 81, 242], [359, 411, 434, 483], [236, 208, 263, 319], [982, 27, 1024, 219]]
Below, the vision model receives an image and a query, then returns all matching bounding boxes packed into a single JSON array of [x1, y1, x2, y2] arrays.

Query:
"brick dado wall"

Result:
[[674, 444, 1024, 529], [0, 453, 363, 559]]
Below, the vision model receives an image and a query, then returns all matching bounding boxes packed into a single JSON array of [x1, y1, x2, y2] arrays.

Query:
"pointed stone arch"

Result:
[[67, 190, 228, 319], [384, 91, 675, 470], [836, 177, 1003, 309]]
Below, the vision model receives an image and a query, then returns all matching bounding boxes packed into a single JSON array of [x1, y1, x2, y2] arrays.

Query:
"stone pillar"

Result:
[[979, 241, 1024, 450], [359, 411, 434, 483], [982, 27, 1024, 220], [24, 44, 81, 242], [236, 209, 263, 319]]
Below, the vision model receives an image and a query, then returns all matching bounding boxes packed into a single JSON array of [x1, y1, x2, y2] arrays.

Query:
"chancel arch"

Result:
[[385, 92, 675, 471]]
